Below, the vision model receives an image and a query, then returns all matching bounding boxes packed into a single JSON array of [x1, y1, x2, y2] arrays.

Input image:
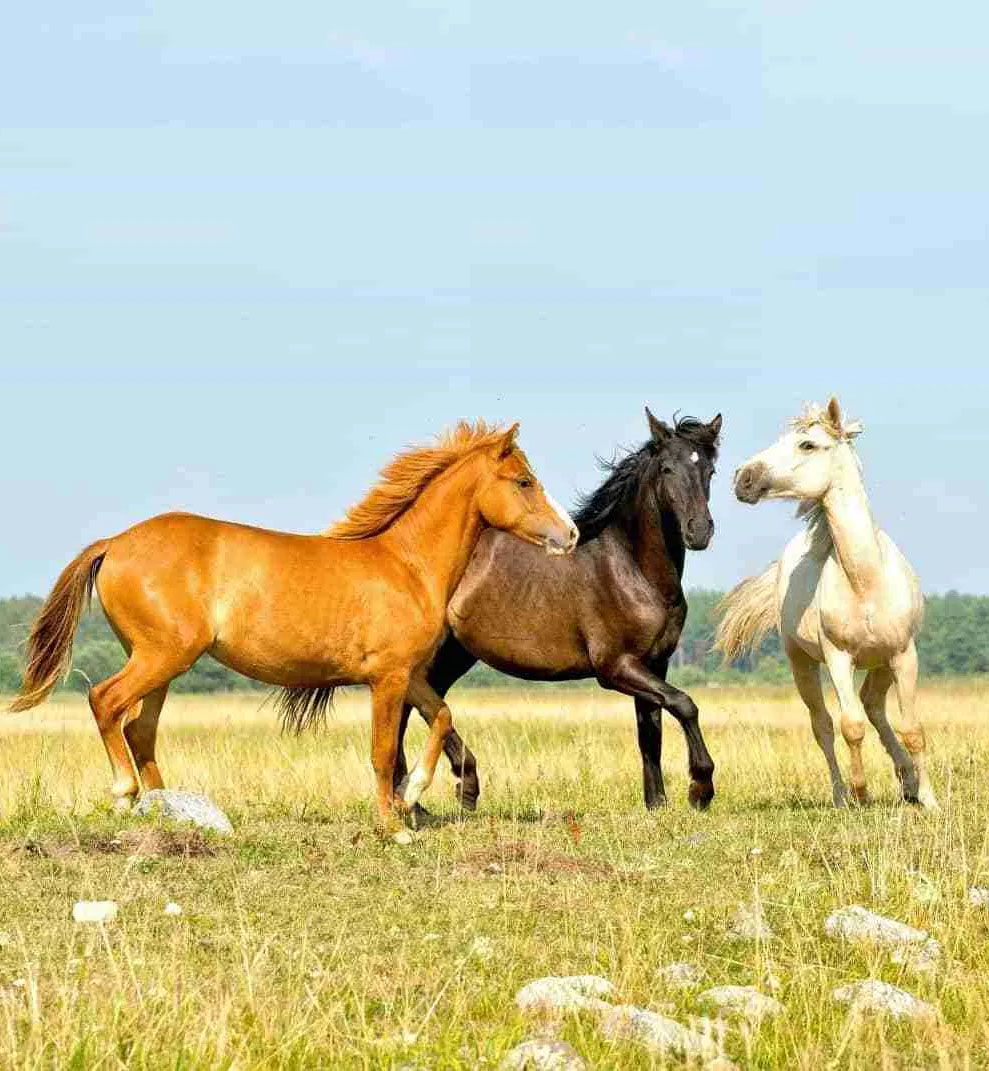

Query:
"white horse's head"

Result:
[[734, 397, 863, 504]]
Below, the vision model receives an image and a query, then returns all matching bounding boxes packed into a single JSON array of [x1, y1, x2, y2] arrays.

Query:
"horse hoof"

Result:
[[851, 785, 871, 806], [113, 795, 135, 814], [644, 795, 669, 811], [688, 782, 714, 810], [456, 783, 479, 811]]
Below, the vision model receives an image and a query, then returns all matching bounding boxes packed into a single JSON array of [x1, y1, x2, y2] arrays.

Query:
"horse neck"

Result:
[[820, 444, 882, 597], [632, 494, 685, 601], [378, 452, 487, 604]]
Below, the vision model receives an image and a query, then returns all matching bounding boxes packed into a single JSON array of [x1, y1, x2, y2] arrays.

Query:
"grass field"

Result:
[[2, 681, 989, 1069]]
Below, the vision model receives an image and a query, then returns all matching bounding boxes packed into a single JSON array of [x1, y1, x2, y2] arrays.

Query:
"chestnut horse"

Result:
[[11, 422, 578, 826]]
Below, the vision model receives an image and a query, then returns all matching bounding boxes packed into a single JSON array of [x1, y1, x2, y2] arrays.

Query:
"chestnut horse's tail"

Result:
[[714, 561, 779, 663], [9, 540, 111, 712]]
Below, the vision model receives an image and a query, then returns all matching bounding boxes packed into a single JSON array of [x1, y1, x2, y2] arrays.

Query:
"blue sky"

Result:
[[2, 2, 988, 596]]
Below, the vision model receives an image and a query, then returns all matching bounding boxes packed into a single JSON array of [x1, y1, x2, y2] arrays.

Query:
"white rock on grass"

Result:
[[728, 901, 774, 941], [600, 1005, 719, 1061], [499, 1039, 586, 1071], [72, 901, 118, 924], [656, 962, 705, 989], [134, 790, 233, 834], [906, 870, 940, 905], [164, 902, 183, 917], [698, 985, 785, 1023], [469, 936, 495, 961], [515, 976, 615, 1018], [832, 980, 936, 1022], [968, 887, 989, 908], [824, 905, 941, 972]]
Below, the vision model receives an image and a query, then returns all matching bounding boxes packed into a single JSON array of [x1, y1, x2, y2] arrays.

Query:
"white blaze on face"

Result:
[[690, 451, 700, 464], [544, 491, 578, 553]]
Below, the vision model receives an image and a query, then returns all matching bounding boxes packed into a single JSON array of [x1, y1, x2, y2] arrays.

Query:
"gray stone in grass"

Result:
[[728, 901, 774, 941], [134, 790, 233, 835], [697, 985, 785, 1023], [600, 1005, 719, 1061], [824, 905, 940, 972], [515, 976, 615, 1018], [831, 979, 936, 1022], [499, 1039, 586, 1071], [655, 962, 705, 989]]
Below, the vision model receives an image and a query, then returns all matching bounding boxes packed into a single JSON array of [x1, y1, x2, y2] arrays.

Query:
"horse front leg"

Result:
[[401, 677, 455, 812], [601, 653, 715, 809]]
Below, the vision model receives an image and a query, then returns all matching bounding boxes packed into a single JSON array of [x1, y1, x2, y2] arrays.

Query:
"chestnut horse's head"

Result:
[[476, 424, 578, 555]]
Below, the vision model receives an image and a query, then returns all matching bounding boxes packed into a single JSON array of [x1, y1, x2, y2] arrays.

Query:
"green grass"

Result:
[[2, 683, 989, 1068]]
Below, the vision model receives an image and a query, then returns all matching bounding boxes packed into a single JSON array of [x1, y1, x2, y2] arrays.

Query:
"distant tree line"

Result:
[[1, 590, 987, 695]]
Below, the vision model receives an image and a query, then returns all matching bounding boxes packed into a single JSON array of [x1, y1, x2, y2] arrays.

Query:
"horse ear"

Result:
[[498, 422, 520, 458], [645, 407, 672, 444], [708, 413, 723, 440], [827, 397, 843, 431]]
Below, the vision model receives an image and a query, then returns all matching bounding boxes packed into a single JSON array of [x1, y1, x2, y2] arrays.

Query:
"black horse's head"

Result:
[[644, 408, 721, 550], [573, 409, 722, 553]]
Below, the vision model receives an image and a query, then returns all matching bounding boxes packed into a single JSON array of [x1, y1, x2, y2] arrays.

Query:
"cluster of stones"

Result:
[[501, 971, 772, 1070], [499, 889, 979, 1069]]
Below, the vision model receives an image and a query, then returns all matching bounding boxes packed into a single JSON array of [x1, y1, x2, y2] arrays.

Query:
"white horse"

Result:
[[716, 398, 937, 810]]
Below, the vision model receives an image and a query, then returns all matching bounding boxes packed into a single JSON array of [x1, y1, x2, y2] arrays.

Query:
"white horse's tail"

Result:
[[715, 563, 779, 663]]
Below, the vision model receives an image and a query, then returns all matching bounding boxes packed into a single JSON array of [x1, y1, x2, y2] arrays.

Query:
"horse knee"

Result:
[[840, 713, 866, 745], [900, 727, 926, 755], [668, 694, 698, 722]]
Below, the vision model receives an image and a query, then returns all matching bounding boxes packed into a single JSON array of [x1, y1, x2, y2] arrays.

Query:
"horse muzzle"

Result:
[[734, 462, 771, 504]]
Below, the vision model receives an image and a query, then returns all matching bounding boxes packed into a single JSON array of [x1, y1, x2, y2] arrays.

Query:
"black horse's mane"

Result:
[[573, 417, 718, 545]]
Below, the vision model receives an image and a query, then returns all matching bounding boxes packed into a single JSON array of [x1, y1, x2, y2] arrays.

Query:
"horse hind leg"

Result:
[[888, 643, 938, 810], [89, 656, 184, 809], [859, 667, 919, 802], [123, 685, 169, 791]]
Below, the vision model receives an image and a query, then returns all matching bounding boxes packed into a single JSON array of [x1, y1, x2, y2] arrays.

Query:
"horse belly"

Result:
[[210, 578, 372, 687]]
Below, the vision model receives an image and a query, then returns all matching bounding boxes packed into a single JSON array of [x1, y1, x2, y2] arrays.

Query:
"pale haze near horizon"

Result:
[[2, 3, 988, 598]]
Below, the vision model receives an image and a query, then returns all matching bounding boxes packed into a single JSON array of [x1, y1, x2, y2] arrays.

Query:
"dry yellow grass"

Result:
[[2, 681, 989, 1069]]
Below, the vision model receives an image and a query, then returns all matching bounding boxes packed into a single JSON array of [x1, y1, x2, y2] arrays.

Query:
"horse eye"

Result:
[[799, 441, 817, 452], [517, 478, 532, 489]]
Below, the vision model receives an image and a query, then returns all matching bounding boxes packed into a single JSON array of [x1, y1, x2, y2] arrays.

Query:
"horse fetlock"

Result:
[[455, 780, 479, 811], [850, 781, 871, 804], [896, 761, 921, 802]]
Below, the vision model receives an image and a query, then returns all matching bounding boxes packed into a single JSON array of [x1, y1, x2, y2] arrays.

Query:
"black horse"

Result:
[[395, 408, 723, 811]]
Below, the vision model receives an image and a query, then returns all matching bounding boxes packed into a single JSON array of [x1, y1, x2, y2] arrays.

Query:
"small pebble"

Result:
[[498, 1038, 586, 1071], [164, 902, 183, 917], [72, 901, 118, 924], [656, 962, 705, 989]]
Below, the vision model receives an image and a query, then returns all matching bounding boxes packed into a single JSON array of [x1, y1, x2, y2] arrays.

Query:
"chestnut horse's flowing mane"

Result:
[[324, 420, 509, 541]]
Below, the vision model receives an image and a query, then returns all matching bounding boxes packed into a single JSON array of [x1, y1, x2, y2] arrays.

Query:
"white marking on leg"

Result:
[[402, 764, 431, 808]]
